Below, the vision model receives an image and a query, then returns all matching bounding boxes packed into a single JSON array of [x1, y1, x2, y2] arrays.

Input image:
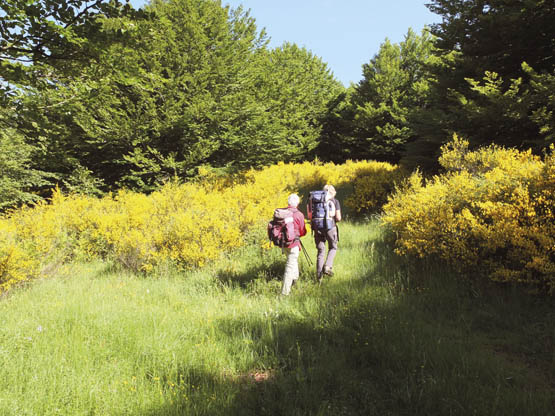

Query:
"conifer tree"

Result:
[[318, 28, 435, 164], [409, 0, 555, 168]]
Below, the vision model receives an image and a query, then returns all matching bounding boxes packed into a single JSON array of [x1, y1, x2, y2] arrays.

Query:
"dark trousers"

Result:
[[314, 227, 338, 276]]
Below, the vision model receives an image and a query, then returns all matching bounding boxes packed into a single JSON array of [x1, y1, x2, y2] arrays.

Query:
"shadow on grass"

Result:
[[215, 258, 285, 289], [135, 275, 554, 416], [215, 243, 317, 290], [133, 233, 555, 416]]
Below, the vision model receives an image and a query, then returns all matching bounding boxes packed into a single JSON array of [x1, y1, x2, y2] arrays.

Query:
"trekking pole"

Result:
[[301, 241, 312, 266], [299, 240, 313, 266]]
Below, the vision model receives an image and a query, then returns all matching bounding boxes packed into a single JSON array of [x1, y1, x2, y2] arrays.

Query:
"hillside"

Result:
[[1, 220, 553, 415]]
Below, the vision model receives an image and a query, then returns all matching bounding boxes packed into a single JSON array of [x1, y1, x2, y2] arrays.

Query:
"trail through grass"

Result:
[[0, 220, 553, 415]]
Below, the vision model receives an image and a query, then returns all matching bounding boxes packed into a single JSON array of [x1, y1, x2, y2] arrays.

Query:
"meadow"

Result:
[[1, 220, 553, 415], [1, 142, 554, 415]]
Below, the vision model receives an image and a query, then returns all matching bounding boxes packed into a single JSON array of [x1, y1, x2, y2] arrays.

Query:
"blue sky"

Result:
[[130, 1, 441, 86]]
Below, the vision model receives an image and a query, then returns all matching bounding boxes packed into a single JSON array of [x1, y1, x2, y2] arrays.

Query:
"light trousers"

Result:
[[281, 246, 300, 295]]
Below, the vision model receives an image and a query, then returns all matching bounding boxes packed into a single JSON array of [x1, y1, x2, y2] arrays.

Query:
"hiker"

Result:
[[279, 193, 307, 295], [308, 184, 341, 281]]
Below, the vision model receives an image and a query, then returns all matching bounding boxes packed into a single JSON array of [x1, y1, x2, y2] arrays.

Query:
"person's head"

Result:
[[288, 193, 300, 207], [323, 184, 336, 198]]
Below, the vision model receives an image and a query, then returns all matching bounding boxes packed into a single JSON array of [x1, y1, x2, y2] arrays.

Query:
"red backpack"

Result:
[[267, 208, 298, 247]]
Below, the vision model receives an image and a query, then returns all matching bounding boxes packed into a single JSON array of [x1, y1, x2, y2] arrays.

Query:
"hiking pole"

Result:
[[301, 241, 313, 266], [299, 240, 313, 266]]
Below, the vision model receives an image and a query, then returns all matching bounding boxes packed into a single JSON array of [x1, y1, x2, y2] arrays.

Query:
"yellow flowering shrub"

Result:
[[0, 160, 399, 293], [6, 191, 80, 267], [0, 220, 39, 292], [344, 162, 406, 214], [382, 135, 555, 293]]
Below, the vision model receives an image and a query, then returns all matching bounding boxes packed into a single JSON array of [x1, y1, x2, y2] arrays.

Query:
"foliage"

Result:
[[3, 0, 342, 194], [0, 0, 144, 200], [213, 42, 343, 168], [409, 0, 555, 169], [382, 136, 555, 293], [0, 219, 39, 293], [527, 66, 555, 145], [10, 0, 263, 191], [0, 127, 54, 209], [0, 160, 393, 292], [344, 162, 406, 214], [0, 221, 553, 415], [427, 0, 555, 78], [0, 0, 134, 89], [449, 64, 555, 153], [318, 28, 435, 164]]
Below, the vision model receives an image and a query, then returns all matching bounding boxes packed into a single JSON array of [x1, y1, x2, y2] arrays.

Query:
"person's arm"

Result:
[[334, 200, 341, 222], [297, 213, 307, 237]]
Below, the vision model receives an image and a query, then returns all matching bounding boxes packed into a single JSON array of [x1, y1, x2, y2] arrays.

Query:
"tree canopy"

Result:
[[0, 0, 553, 210], [1, 0, 342, 198], [317, 28, 435, 164], [408, 0, 555, 164]]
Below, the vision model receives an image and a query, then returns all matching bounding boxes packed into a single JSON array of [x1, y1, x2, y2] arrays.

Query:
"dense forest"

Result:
[[1, 0, 554, 209]]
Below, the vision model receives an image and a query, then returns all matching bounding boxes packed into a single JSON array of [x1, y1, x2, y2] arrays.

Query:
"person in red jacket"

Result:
[[281, 193, 307, 295]]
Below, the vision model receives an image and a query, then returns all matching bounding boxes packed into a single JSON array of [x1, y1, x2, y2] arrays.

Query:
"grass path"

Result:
[[0, 220, 553, 415]]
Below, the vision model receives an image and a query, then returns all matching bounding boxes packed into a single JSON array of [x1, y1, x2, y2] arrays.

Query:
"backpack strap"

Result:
[[323, 198, 329, 230]]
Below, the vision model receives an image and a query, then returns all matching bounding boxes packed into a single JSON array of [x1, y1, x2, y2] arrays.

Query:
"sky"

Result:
[[130, 1, 442, 86]]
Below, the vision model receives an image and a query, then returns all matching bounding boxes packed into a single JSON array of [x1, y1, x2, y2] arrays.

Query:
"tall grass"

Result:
[[0, 220, 553, 415]]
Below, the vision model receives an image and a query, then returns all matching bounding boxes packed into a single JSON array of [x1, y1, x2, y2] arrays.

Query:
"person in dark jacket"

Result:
[[315, 184, 341, 281]]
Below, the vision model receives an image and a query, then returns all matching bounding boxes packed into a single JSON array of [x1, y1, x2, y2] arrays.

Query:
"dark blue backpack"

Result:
[[308, 190, 335, 231]]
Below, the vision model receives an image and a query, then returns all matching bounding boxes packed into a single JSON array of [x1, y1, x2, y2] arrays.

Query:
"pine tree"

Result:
[[318, 28, 435, 164], [414, 0, 555, 162]]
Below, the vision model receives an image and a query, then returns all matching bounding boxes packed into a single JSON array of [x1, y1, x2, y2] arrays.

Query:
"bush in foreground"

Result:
[[382, 135, 555, 293]]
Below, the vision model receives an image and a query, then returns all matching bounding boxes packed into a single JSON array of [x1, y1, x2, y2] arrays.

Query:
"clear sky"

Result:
[[130, 0, 442, 86]]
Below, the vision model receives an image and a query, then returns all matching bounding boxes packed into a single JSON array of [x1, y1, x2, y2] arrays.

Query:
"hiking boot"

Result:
[[324, 266, 334, 277]]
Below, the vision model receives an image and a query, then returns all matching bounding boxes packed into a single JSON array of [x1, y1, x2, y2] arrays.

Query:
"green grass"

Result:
[[0, 220, 553, 415]]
